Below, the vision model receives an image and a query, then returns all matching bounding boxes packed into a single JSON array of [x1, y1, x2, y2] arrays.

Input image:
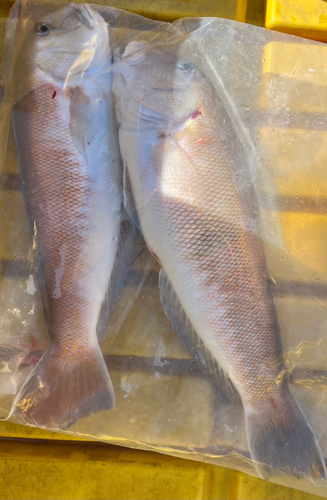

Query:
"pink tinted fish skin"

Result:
[[9, 3, 121, 429]]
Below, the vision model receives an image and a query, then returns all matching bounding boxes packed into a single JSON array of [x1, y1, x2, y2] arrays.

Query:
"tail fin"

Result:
[[246, 389, 326, 481], [10, 343, 114, 430]]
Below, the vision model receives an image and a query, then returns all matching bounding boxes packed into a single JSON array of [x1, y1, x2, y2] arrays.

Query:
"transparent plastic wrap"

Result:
[[1, 0, 327, 496]]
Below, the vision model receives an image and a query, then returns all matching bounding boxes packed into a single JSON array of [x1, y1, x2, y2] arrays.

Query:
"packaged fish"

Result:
[[1, 1, 327, 497]]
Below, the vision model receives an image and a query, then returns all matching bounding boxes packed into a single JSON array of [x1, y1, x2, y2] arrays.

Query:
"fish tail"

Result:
[[10, 343, 115, 430], [245, 386, 326, 481]]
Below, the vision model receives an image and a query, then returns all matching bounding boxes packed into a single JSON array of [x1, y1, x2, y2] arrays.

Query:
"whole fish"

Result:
[[112, 42, 326, 479], [9, 3, 121, 429]]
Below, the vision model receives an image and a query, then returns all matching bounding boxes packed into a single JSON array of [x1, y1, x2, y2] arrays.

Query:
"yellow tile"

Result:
[[102, 283, 191, 359], [259, 128, 327, 198], [0, 439, 209, 500], [246, 0, 266, 26], [237, 0, 247, 23], [0, 420, 88, 440], [229, 469, 327, 499], [0, 394, 13, 419], [0, 18, 6, 78], [78, 0, 247, 22], [1, 369, 214, 449], [263, 42, 327, 87], [0, 0, 246, 24], [279, 212, 327, 281], [266, 0, 327, 43], [0, 190, 30, 261], [0, 3, 10, 18], [3, 427, 326, 500], [2, 131, 19, 175], [275, 296, 327, 371], [207, 465, 230, 500], [130, 244, 159, 274], [261, 211, 327, 284], [211, 394, 248, 452], [0, 273, 47, 412], [0, 273, 48, 346], [261, 41, 327, 113], [4, 431, 324, 500], [67, 368, 215, 449]]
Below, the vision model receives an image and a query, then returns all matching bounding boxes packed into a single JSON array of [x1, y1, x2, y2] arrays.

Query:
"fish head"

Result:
[[31, 3, 109, 80], [113, 41, 205, 130]]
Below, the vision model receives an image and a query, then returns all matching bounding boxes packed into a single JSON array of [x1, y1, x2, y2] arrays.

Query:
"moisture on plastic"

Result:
[[1, 1, 327, 497]]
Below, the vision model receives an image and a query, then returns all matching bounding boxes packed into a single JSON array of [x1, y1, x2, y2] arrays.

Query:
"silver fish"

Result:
[[112, 41, 326, 480]]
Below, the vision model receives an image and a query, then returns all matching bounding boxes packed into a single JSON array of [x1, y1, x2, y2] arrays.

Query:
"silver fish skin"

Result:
[[9, 4, 121, 429], [112, 42, 326, 480]]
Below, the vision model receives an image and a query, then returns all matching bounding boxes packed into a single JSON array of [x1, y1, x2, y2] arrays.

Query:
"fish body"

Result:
[[112, 43, 326, 479], [9, 4, 121, 428]]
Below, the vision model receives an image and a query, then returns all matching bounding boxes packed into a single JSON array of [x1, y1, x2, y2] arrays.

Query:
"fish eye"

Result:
[[177, 62, 191, 72], [34, 22, 51, 35]]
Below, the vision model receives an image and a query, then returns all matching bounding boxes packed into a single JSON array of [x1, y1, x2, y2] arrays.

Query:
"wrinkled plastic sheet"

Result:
[[1, 1, 327, 496]]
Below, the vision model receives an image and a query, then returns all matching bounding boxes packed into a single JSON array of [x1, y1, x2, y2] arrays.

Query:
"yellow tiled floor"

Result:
[[259, 128, 327, 198], [261, 211, 327, 283], [261, 42, 327, 113], [1, 422, 327, 500], [266, 0, 327, 42], [229, 470, 326, 500], [0, 190, 30, 261], [75, 0, 247, 22]]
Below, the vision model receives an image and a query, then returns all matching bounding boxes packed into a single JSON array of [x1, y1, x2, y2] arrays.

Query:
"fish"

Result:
[[112, 41, 326, 480], [8, 3, 122, 429]]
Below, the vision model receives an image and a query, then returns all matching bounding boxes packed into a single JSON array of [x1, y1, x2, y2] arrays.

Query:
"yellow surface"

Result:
[[80, 0, 248, 22], [260, 211, 327, 284], [281, 212, 327, 280], [0, 0, 247, 22], [0, 438, 220, 500], [0, 422, 326, 500], [259, 128, 327, 198], [0, 420, 89, 440], [266, 0, 327, 42], [0, 191, 30, 261], [262, 42, 327, 88], [261, 41, 327, 113], [246, 0, 266, 25], [229, 469, 326, 500]]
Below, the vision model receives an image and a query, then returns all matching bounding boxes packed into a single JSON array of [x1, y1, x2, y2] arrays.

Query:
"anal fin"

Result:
[[158, 269, 236, 404], [97, 217, 135, 340], [97, 216, 150, 341], [123, 160, 142, 233]]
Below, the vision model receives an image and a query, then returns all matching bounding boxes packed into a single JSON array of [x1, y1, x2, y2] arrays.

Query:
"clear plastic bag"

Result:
[[1, 1, 327, 496]]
